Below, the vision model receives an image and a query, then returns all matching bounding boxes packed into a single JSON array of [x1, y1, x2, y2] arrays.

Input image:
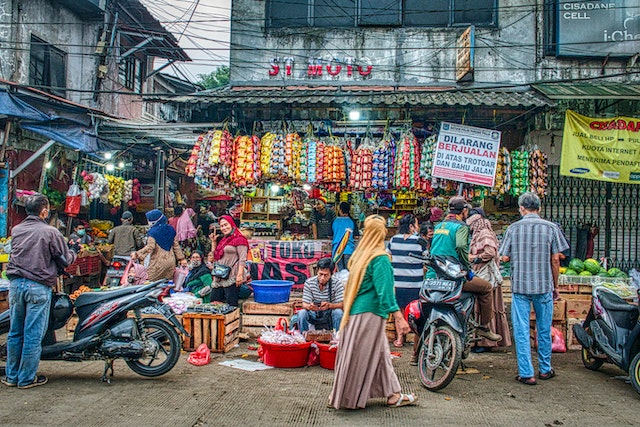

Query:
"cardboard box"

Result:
[[530, 298, 566, 321], [564, 295, 592, 320], [566, 317, 584, 351]]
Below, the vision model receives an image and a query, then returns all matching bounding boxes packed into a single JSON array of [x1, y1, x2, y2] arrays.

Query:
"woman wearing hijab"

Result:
[[184, 250, 213, 302], [467, 208, 511, 350], [329, 215, 418, 410], [176, 207, 199, 257], [131, 209, 187, 282], [209, 215, 248, 307]]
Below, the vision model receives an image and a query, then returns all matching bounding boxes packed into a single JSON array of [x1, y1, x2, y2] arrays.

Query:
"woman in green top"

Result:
[[184, 250, 213, 303], [328, 215, 418, 410]]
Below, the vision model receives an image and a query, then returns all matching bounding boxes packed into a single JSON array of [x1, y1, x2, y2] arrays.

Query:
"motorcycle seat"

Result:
[[598, 290, 639, 314], [74, 286, 142, 307], [460, 292, 474, 301]]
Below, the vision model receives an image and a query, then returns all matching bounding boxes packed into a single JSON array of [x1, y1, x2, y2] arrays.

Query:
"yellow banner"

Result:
[[560, 110, 640, 184]]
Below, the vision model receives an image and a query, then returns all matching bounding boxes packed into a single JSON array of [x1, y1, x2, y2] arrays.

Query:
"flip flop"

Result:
[[516, 375, 537, 386], [387, 393, 418, 407], [393, 340, 404, 348], [538, 369, 556, 380]]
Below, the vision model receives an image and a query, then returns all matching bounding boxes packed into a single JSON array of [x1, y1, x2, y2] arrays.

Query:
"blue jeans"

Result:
[[511, 292, 553, 378], [297, 308, 343, 332], [6, 278, 52, 386]]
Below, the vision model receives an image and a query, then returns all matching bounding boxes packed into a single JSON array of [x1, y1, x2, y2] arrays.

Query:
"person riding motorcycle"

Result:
[[427, 196, 502, 342]]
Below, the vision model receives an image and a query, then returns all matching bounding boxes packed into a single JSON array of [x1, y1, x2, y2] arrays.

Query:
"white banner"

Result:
[[431, 122, 501, 187]]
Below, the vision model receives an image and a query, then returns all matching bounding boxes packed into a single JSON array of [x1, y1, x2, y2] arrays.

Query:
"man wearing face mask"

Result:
[[69, 221, 92, 246], [2, 194, 77, 389]]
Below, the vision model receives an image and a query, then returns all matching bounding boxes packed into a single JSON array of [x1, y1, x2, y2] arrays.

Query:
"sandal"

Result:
[[538, 369, 556, 380], [515, 376, 537, 386], [387, 393, 418, 407], [393, 339, 404, 348]]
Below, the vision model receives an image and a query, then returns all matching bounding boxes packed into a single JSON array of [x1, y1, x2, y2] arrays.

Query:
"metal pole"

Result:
[[10, 139, 56, 179]]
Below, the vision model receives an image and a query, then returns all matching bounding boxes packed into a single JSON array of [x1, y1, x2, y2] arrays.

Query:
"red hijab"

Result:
[[213, 215, 249, 260]]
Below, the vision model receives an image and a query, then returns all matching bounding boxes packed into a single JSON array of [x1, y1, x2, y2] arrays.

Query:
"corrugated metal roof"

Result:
[[160, 86, 551, 108], [533, 83, 640, 100]]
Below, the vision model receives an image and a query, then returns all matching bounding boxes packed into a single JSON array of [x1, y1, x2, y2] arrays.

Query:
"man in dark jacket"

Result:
[[2, 194, 77, 389], [108, 210, 142, 256]]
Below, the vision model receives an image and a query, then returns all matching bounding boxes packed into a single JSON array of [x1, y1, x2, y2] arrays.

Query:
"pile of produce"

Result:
[[81, 171, 108, 202], [69, 285, 92, 300], [561, 257, 629, 278], [105, 174, 125, 206]]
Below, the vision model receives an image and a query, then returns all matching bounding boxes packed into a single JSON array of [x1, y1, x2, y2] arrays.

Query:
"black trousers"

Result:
[[211, 285, 239, 307]]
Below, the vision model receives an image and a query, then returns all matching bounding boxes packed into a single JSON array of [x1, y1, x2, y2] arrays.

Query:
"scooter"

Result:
[[405, 254, 479, 391], [0, 280, 187, 383], [572, 285, 640, 395], [103, 255, 130, 287]]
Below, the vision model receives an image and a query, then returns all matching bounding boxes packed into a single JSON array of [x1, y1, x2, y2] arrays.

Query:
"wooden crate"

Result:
[[182, 309, 240, 353], [242, 300, 294, 316], [566, 318, 584, 351]]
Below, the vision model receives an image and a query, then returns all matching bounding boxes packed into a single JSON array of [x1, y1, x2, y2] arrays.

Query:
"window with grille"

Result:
[[266, 0, 497, 28], [29, 35, 66, 97], [119, 54, 143, 93]]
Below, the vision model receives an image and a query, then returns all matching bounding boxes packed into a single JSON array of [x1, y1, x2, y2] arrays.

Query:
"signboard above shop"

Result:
[[556, 0, 640, 57], [431, 122, 501, 187], [560, 110, 640, 184]]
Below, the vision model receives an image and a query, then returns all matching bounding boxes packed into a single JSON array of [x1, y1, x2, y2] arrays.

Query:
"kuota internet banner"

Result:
[[560, 109, 640, 184]]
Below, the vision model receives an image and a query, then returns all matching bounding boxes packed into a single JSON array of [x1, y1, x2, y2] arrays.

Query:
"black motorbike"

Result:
[[405, 254, 479, 391], [103, 255, 130, 287], [0, 280, 186, 383], [572, 285, 640, 395]]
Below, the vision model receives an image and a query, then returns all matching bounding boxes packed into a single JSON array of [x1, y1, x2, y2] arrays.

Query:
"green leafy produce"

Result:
[[583, 258, 601, 275], [569, 258, 585, 273]]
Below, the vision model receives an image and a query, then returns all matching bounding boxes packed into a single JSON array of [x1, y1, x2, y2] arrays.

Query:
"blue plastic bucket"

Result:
[[251, 280, 294, 304]]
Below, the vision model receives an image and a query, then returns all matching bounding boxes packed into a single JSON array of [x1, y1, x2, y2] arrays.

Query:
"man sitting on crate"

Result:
[[297, 258, 344, 332]]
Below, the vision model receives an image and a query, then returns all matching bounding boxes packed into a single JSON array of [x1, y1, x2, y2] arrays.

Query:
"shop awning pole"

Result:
[[10, 139, 55, 179]]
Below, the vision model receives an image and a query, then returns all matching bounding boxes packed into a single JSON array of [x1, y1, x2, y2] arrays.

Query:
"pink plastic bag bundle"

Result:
[[551, 326, 567, 353], [187, 343, 211, 366], [172, 265, 189, 291]]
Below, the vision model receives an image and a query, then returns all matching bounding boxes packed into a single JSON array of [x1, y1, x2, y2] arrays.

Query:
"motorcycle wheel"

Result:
[[418, 324, 462, 391], [629, 352, 640, 395], [125, 318, 181, 377]]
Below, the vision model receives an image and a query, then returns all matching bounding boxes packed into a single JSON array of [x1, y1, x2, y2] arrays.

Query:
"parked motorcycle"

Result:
[[103, 255, 130, 287], [572, 285, 640, 394], [405, 254, 479, 391], [0, 280, 187, 383]]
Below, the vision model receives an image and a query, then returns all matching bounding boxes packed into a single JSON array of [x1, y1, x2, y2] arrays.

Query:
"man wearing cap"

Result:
[[311, 197, 336, 240], [427, 196, 502, 342], [108, 211, 143, 256]]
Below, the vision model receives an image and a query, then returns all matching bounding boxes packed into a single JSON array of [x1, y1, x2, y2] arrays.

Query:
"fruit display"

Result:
[[69, 285, 92, 300], [562, 257, 629, 280], [81, 171, 109, 202], [105, 174, 125, 206], [122, 179, 133, 204]]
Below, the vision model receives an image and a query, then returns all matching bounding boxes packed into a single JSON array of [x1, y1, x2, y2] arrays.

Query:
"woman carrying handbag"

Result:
[[208, 215, 248, 307]]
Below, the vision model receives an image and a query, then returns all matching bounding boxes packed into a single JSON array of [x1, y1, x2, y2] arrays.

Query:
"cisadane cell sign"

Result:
[[557, 0, 640, 57], [560, 110, 640, 184], [432, 122, 501, 187]]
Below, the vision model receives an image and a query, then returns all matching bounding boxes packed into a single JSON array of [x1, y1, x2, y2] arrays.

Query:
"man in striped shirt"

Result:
[[500, 192, 569, 385], [298, 258, 344, 332]]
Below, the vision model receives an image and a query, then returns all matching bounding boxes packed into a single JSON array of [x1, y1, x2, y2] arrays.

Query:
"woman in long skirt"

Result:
[[329, 215, 418, 410]]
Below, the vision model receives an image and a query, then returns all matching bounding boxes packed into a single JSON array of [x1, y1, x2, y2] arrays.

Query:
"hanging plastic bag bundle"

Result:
[[64, 183, 82, 216]]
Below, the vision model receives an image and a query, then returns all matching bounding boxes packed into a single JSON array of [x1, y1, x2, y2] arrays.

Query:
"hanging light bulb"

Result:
[[106, 163, 115, 172], [271, 184, 280, 194], [348, 110, 361, 121], [118, 161, 125, 168], [104, 152, 113, 160]]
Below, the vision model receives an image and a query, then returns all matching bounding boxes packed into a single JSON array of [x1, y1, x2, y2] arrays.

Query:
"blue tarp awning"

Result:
[[0, 88, 108, 155]]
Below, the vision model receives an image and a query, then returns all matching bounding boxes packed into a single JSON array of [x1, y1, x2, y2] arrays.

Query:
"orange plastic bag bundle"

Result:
[[187, 343, 211, 366]]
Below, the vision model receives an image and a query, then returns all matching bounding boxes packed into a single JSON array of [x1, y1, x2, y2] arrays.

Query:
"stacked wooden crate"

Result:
[[240, 299, 302, 338]]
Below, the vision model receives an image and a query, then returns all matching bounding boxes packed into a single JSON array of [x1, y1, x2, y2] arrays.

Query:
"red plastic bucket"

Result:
[[317, 343, 337, 370], [258, 339, 311, 368]]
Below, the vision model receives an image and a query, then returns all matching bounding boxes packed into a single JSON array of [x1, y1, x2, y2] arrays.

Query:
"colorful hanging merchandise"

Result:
[[349, 139, 374, 190], [419, 134, 437, 181], [259, 132, 275, 177], [269, 134, 287, 177], [185, 134, 203, 177], [306, 138, 320, 183], [105, 175, 125, 207], [394, 132, 427, 190], [231, 134, 260, 185], [371, 134, 394, 190], [322, 139, 346, 191], [510, 150, 530, 196], [493, 147, 511, 197], [529, 149, 548, 197]]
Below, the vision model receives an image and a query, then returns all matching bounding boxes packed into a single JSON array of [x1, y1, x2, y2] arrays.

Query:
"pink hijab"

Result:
[[176, 208, 197, 241]]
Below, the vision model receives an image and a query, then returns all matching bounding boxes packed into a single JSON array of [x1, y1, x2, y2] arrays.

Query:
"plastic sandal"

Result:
[[515, 375, 537, 386], [387, 393, 418, 407], [393, 340, 404, 348], [538, 369, 556, 380]]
